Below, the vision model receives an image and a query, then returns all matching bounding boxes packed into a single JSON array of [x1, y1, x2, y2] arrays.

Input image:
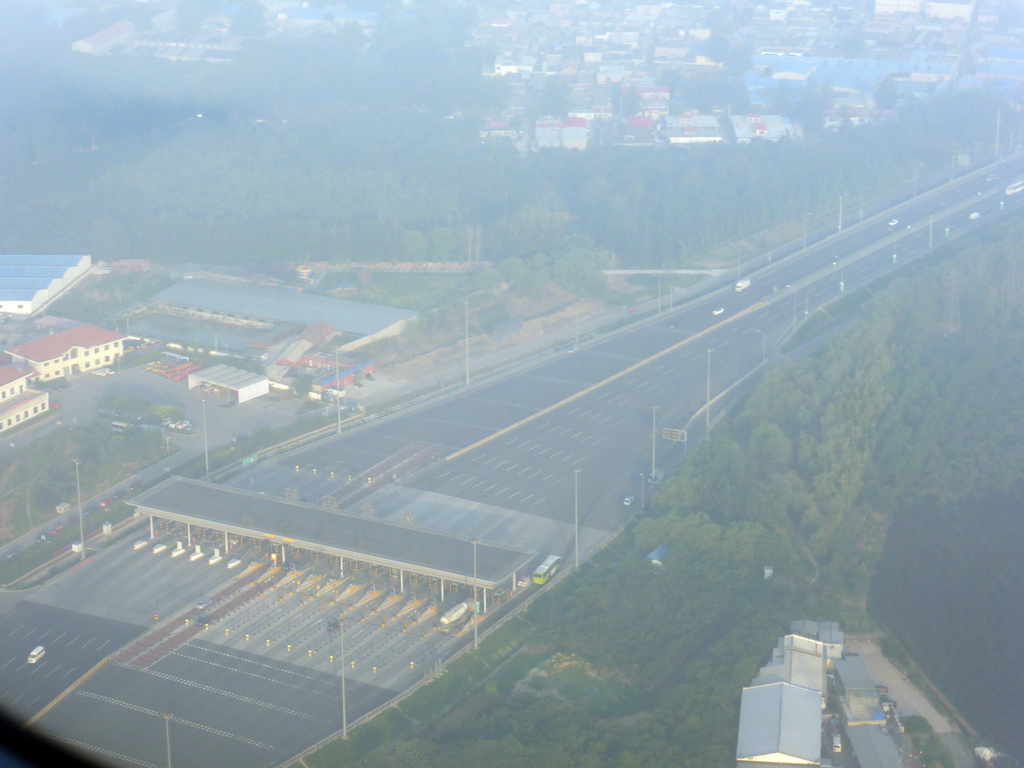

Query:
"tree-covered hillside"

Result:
[[330, 216, 1024, 767]]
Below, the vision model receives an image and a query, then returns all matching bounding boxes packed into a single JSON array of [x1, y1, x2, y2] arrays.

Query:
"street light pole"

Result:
[[340, 619, 348, 739], [573, 468, 580, 569], [74, 459, 84, 561], [650, 406, 658, 480], [753, 329, 766, 362], [163, 712, 173, 768], [464, 301, 470, 388], [201, 393, 209, 481], [837, 195, 843, 233], [471, 537, 479, 650], [705, 348, 713, 434], [334, 347, 341, 434]]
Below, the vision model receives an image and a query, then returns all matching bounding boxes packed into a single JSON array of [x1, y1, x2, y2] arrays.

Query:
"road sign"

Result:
[[663, 428, 682, 441]]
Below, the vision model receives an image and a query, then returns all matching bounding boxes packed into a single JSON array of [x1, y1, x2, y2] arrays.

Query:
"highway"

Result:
[[15, 153, 1024, 768]]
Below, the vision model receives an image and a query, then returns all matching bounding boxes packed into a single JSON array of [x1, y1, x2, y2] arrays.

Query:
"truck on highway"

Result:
[[1005, 180, 1024, 196], [439, 601, 471, 631], [735, 278, 751, 292]]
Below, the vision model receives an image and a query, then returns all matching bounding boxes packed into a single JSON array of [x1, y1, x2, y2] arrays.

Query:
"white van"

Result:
[[832, 734, 842, 753], [27, 646, 45, 664]]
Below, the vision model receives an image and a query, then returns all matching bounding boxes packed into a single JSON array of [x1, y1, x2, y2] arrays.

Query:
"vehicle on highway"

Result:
[[27, 646, 45, 664], [195, 598, 212, 611], [99, 497, 116, 508], [712, 307, 724, 316], [327, 619, 341, 632], [887, 218, 899, 228], [832, 734, 842, 753], [622, 496, 635, 506], [734, 278, 751, 292], [438, 602, 471, 632], [986, 173, 999, 182], [969, 211, 981, 220], [49, 524, 64, 534], [533, 555, 562, 585], [1005, 180, 1024, 195]]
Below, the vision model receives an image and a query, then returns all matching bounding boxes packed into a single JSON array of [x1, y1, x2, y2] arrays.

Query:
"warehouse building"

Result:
[[736, 682, 823, 765], [187, 364, 270, 404], [0, 366, 50, 433], [151, 279, 417, 352], [7, 324, 127, 381], [0, 255, 92, 316]]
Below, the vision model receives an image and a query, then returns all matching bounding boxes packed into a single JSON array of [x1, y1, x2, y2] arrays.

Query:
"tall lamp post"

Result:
[[340, 619, 348, 739], [73, 459, 84, 561], [705, 348, 713, 434], [163, 712, 173, 768], [753, 329, 766, 362], [650, 406, 659, 480], [464, 301, 470, 388], [335, 347, 342, 434], [201, 392, 209, 481], [471, 537, 479, 650], [573, 467, 581, 569]]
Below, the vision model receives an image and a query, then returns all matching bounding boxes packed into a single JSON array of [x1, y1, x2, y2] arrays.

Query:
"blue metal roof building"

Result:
[[0, 255, 91, 316]]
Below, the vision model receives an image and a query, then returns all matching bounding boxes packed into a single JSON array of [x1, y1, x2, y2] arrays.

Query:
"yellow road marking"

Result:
[[445, 301, 764, 461]]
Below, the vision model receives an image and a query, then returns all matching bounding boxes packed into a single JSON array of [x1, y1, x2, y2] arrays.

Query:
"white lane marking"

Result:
[[76, 691, 277, 749]]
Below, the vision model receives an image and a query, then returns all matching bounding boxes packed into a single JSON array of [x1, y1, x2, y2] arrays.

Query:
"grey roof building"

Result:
[[736, 682, 822, 765]]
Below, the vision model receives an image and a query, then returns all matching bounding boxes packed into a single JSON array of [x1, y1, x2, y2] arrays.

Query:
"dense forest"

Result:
[[326, 216, 1024, 767], [0, 2, 1006, 276]]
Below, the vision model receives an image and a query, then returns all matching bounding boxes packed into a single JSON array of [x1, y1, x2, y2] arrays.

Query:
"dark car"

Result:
[[327, 619, 341, 632]]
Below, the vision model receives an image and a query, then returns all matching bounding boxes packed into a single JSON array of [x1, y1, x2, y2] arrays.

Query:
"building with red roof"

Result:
[[0, 365, 49, 433], [7, 324, 128, 381]]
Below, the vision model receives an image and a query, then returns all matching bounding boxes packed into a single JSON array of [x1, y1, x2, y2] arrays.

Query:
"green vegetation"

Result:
[[306, 213, 1024, 766]]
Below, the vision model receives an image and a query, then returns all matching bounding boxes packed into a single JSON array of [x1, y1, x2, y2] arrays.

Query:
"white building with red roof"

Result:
[[0, 366, 49, 433], [7, 324, 128, 382]]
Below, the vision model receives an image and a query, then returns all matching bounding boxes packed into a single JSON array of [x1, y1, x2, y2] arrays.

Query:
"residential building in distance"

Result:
[[7, 324, 127, 381], [0, 366, 50, 433]]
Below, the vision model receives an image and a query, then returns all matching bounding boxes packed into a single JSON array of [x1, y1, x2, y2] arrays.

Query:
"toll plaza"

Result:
[[129, 477, 535, 608]]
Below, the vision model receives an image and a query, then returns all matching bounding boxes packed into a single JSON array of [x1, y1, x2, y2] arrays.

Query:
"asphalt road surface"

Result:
[[11, 154, 1024, 768]]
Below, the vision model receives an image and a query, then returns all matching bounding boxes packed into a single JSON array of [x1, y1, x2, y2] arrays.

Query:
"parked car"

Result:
[[622, 496, 635, 506]]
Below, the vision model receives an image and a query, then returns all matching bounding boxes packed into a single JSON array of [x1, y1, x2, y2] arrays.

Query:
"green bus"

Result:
[[532, 555, 561, 585]]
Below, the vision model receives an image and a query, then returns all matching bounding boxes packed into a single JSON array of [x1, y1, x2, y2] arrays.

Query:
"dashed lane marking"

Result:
[[76, 691, 276, 750]]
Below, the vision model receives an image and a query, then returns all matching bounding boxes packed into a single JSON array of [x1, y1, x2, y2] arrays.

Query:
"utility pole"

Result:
[[837, 195, 843, 233]]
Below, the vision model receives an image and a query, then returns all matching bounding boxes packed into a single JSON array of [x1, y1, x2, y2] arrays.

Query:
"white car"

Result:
[[622, 496, 635, 506], [969, 211, 981, 221], [712, 307, 725, 316], [888, 218, 899, 228]]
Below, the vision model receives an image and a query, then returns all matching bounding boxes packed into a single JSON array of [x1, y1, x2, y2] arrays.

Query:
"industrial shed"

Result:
[[152, 279, 417, 351], [846, 725, 901, 768], [188, 364, 269, 404], [736, 682, 823, 765], [0, 255, 92, 315]]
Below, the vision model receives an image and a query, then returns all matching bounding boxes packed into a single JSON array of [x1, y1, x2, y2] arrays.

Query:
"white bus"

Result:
[[1004, 180, 1024, 196]]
